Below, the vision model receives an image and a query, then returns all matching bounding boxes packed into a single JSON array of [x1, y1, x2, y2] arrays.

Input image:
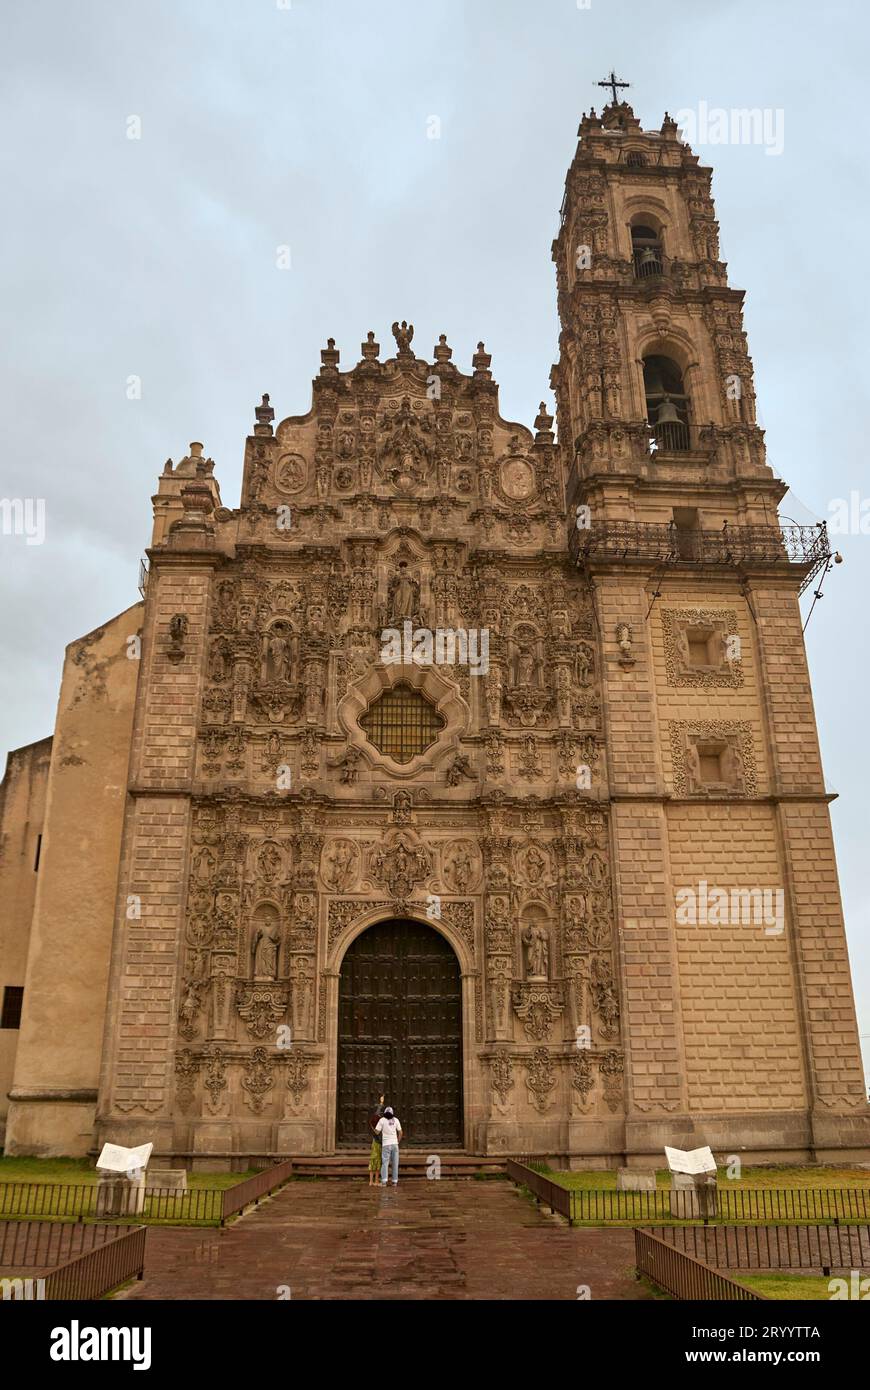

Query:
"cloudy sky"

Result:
[[2, 0, 869, 1082]]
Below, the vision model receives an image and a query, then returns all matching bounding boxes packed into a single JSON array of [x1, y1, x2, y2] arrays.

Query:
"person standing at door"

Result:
[[376, 1106, 403, 1186], [367, 1093, 385, 1187]]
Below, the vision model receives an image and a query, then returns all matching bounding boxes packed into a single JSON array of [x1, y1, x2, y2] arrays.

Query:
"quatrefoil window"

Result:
[[359, 683, 445, 764]]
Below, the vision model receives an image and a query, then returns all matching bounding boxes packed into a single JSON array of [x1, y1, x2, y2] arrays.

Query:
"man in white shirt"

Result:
[[375, 1107, 403, 1186]]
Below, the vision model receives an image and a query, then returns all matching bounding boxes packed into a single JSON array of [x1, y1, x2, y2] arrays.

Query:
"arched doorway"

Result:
[[337, 919, 463, 1147]]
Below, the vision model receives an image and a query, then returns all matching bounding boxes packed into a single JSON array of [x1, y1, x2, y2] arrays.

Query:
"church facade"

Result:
[[2, 98, 868, 1167]]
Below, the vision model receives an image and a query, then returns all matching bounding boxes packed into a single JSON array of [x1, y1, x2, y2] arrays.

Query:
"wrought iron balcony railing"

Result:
[[633, 247, 665, 279], [569, 520, 831, 594], [648, 417, 690, 452]]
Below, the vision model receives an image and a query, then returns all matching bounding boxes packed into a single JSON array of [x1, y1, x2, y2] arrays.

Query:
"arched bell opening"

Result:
[[643, 353, 691, 452]]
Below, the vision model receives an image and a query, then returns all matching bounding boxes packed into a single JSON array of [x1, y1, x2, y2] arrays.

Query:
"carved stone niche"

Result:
[[661, 608, 743, 688], [670, 720, 758, 798]]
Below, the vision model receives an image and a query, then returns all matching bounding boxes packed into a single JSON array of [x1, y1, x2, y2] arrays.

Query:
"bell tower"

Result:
[[553, 87, 870, 1160]]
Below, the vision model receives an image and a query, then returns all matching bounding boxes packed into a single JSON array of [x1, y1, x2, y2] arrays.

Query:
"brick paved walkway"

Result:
[[116, 1178, 654, 1301]]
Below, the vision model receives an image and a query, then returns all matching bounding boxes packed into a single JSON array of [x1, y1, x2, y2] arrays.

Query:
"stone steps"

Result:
[[290, 1151, 506, 1179]]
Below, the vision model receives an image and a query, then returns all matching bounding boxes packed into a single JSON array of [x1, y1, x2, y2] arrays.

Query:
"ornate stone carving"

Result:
[[615, 621, 634, 667], [511, 982, 565, 1041], [175, 1048, 200, 1113], [321, 838, 360, 891], [370, 834, 432, 902], [599, 1050, 625, 1113], [440, 900, 475, 953], [525, 1046, 556, 1113], [490, 1048, 514, 1111], [203, 1046, 228, 1115], [327, 899, 391, 949], [241, 1047, 274, 1114], [286, 1049, 317, 1112], [236, 983, 290, 1040], [571, 1051, 594, 1106], [442, 840, 479, 893]]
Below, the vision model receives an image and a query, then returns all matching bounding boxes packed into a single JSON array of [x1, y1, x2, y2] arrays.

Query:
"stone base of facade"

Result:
[[4, 1092, 99, 1158], [51, 1105, 869, 1168], [619, 1109, 870, 1170]]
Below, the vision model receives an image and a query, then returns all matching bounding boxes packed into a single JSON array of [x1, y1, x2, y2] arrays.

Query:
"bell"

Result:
[[638, 246, 659, 266], [656, 397, 681, 425]]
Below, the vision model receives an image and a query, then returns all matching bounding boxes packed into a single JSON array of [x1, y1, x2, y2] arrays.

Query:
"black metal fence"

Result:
[[43, 1226, 147, 1300], [0, 1161, 295, 1229], [506, 1163, 870, 1227], [648, 1223, 870, 1272], [0, 1182, 223, 1225], [505, 1159, 572, 1219], [635, 1229, 766, 1300], [0, 1225, 147, 1301], [220, 1160, 294, 1223], [0, 1219, 129, 1267]]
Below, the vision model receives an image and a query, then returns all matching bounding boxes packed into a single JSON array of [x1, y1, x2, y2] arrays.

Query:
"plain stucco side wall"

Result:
[[0, 737, 52, 1143], [4, 603, 142, 1155]]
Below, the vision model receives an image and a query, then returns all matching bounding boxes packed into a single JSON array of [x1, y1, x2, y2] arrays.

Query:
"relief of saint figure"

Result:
[[325, 840, 356, 892]]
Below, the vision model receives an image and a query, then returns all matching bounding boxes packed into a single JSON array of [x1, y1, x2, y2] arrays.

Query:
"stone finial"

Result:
[[254, 393, 275, 436], [534, 401, 554, 442], [361, 330, 380, 361], [472, 341, 492, 380], [433, 333, 452, 365], [320, 338, 340, 374]]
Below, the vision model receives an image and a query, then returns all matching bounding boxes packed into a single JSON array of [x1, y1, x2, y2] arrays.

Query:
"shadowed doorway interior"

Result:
[[337, 919, 463, 1147]]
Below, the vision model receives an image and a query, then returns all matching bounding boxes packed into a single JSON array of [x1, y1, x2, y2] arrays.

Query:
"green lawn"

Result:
[[738, 1273, 868, 1301], [0, 1156, 260, 1225], [0, 1156, 254, 1189], [517, 1162, 870, 1226], [538, 1164, 870, 1191]]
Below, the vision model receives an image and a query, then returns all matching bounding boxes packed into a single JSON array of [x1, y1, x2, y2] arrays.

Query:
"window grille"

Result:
[[359, 684, 445, 763]]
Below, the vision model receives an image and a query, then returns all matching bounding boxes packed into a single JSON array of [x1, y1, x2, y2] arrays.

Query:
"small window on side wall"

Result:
[[1, 986, 24, 1029]]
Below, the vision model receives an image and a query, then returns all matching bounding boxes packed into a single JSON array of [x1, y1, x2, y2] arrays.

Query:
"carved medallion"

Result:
[[274, 453, 307, 494], [500, 457, 537, 501]]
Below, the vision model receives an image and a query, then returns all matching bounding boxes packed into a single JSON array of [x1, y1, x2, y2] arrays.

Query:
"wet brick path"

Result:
[[116, 1178, 654, 1301]]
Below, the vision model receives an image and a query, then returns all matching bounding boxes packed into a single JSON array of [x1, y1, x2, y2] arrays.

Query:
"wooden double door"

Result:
[[337, 919, 463, 1147]]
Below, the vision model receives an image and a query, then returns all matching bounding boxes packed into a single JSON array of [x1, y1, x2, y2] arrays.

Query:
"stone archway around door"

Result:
[[336, 918, 463, 1148]]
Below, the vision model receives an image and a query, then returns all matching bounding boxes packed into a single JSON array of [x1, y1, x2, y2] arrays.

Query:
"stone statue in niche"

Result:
[[179, 981, 200, 1037], [386, 562, 421, 626], [252, 915, 280, 980], [522, 922, 550, 981], [514, 644, 538, 688], [208, 639, 231, 683], [262, 629, 294, 683]]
